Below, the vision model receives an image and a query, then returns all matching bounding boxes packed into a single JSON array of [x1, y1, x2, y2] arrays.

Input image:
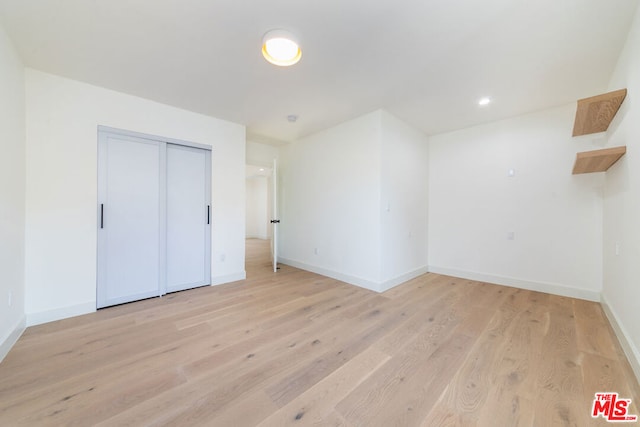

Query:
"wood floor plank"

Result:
[[338, 331, 475, 427], [15, 364, 187, 426], [0, 324, 202, 421], [191, 389, 278, 427], [335, 290, 498, 426], [311, 410, 353, 427], [99, 296, 385, 424], [472, 291, 550, 427], [0, 238, 638, 426], [421, 288, 528, 425], [257, 347, 390, 426], [264, 298, 411, 408], [573, 298, 618, 360], [0, 320, 209, 399], [532, 297, 590, 426]]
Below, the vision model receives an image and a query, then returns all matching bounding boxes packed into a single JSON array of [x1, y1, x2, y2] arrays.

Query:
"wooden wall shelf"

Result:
[[572, 146, 626, 174], [572, 89, 627, 136]]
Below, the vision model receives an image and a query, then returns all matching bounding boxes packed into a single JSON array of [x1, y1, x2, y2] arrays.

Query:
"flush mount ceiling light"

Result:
[[262, 29, 302, 66], [478, 97, 492, 106]]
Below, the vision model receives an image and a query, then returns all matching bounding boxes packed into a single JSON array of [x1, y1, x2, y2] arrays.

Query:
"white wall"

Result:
[[0, 24, 26, 360], [246, 141, 279, 167], [428, 104, 604, 301], [380, 111, 429, 289], [279, 110, 430, 291], [246, 176, 269, 239], [279, 111, 383, 289], [25, 69, 246, 325], [602, 4, 640, 381]]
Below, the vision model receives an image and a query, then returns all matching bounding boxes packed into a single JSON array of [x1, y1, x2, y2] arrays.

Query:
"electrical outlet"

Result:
[[314, 247, 319, 255], [507, 231, 515, 240], [220, 253, 226, 262], [615, 242, 620, 256]]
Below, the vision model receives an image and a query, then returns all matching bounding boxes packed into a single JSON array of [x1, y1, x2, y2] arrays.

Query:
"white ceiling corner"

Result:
[[0, 0, 637, 142]]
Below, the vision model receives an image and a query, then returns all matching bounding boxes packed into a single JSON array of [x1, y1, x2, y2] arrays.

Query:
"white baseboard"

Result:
[[279, 257, 381, 292], [26, 302, 96, 327], [427, 266, 600, 302], [277, 259, 429, 293], [211, 271, 246, 286], [22, 273, 247, 327], [379, 266, 430, 292], [0, 315, 26, 362], [600, 294, 640, 385]]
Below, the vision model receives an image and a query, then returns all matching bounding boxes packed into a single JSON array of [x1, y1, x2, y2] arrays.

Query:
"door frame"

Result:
[[97, 126, 212, 309], [98, 126, 212, 151], [271, 158, 278, 272]]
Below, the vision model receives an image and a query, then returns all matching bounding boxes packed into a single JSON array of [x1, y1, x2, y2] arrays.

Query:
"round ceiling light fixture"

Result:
[[478, 97, 492, 106], [262, 29, 302, 66]]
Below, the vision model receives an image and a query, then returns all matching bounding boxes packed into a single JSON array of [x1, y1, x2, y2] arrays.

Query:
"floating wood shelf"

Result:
[[572, 146, 626, 174], [572, 89, 627, 136]]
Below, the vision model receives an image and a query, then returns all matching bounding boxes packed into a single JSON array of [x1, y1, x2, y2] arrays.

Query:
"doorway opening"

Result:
[[245, 163, 276, 277]]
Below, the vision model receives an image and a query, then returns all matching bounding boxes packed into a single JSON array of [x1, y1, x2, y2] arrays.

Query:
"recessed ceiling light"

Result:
[[262, 29, 302, 67], [287, 114, 298, 123], [259, 168, 265, 172], [478, 97, 491, 106]]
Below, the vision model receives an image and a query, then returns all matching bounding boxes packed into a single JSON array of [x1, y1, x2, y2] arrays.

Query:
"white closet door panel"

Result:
[[166, 144, 210, 292], [98, 135, 163, 308]]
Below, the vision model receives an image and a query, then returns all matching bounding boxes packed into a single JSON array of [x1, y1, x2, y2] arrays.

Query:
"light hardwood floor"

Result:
[[1, 239, 638, 426]]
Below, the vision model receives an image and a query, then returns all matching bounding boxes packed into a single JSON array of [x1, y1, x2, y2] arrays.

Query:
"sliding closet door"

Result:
[[166, 144, 211, 293], [97, 133, 166, 309]]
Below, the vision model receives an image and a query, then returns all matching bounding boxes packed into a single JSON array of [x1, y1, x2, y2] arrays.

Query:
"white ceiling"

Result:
[[0, 0, 637, 143], [246, 165, 272, 179]]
